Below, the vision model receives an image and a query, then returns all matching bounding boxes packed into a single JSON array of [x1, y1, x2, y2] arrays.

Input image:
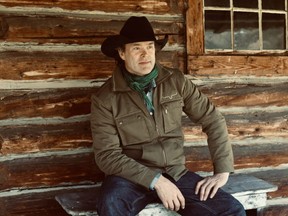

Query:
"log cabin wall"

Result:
[[0, 0, 287, 215]]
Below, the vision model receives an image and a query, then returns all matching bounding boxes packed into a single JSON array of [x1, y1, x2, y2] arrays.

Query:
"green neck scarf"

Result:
[[122, 65, 158, 112]]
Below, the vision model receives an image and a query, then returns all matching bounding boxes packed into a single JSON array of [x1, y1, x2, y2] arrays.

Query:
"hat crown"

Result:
[[101, 16, 167, 58], [119, 16, 156, 43]]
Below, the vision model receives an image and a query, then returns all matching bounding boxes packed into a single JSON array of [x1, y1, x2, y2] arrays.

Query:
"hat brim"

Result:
[[101, 34, 168, 58]]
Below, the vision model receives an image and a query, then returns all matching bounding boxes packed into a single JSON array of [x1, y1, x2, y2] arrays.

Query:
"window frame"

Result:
[[186, 0, 288, 56]]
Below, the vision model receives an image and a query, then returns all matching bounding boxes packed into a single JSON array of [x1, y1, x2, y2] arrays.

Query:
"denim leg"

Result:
[[97, 175, 159, 216], [174, 172, 246, 216]]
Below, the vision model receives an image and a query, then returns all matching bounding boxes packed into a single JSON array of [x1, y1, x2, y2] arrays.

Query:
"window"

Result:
[[204, 0, 287, 52]]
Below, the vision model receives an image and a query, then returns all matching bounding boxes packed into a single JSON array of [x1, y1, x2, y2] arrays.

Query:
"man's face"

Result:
[[118, 41, 156, 76]]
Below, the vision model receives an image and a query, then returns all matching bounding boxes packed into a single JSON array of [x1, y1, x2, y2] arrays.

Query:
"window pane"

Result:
[[205, 11, 231, 49], [204, 0, 230, 7], [262, 0, 285, 10], [263, 14, 286, 49], [234, 0, 258, 9], [234, 12, 259, 50]]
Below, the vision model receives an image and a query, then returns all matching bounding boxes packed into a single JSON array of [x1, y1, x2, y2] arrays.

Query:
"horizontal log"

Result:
[[1, 109, 287, 154], [0, 0, 185, 14], [0, 15, 184, 44], [0, 50, 184, 80], [0, 185, 97, 216], [0, 51, 110, 80], [0, 152, 104, 191], [200, 82, 288, 107], [226, 112, 288, 142], [184, 109, 288, 143], [188, 56, 288, 77], [1, 81, 287, 121], [0, 88, 96, 120], [0, 121, 92, 154], [185, 143, 288, 172], [258, 204, 288, 216], [249, 167, 288, 199], [0, 142, 287, 191]]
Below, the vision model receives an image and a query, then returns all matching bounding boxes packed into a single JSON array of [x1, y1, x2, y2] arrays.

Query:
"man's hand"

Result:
[[154, 175, 185, 211], [195, 172, 229, 201]]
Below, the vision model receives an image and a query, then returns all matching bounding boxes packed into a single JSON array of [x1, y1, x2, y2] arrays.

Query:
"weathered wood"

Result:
[[0, 51, 109, 80], [185, 143, 288, 172], [0, 186, 95, 216], [0, 145, 286, 192], [0, 0, 186, 14], [186, 0, 204, 55], [1, 128, 287, 171], [188, 56, 288, 76], [258, 204, 288, 216], [0, 16, 184, 44], [0, 88, 96, 120], [233, 144, 288, 171], [199, 82, 288, 107], [1, 82, 287, 121], [0, 152, 104, 191], [0, 122, 92, 154], [1, 110, 287, 155], [185, 109, 288, 142], [0, 50, 184, 80], [250, 168, 288, 199]]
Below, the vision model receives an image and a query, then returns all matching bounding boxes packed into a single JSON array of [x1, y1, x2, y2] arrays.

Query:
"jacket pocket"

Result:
[[115, 111, 151, 146], [161, 96, 184, 133]]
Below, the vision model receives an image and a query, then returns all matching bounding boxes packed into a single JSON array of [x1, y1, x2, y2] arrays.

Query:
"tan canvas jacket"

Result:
[[90, 63, 234, 189]]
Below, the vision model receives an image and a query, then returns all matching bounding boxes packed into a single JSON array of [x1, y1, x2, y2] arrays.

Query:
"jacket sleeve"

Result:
[[90, 94, 158, 189], [181, 76, 234, 174]]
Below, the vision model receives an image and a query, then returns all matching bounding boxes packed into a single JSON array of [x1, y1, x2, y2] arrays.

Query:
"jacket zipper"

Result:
[[152, 88, 167, 168]]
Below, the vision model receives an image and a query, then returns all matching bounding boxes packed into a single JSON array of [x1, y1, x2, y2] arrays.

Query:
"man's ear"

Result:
[[117, 48, 125, 61]]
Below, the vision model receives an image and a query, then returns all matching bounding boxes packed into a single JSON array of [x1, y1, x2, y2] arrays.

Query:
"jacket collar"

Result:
[[112, 62, 173, 92]]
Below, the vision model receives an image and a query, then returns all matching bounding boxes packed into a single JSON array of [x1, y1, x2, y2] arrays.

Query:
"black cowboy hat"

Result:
[[101, 16, 168, 58]]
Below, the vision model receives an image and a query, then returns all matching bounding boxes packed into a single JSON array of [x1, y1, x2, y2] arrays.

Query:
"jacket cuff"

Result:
[[138, 169, 161, 189], [213, 157, 234, 174], [149, 173, 162, 190]]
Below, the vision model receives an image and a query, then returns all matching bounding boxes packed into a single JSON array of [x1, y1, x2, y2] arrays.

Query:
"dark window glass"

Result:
[[263, 14, 286, 49], [204, 0, 230, 7], [234, 0, 258, 9], [262, 0, 285, 10], [234, 12, 259, 50], [205, 11, 231, 49]]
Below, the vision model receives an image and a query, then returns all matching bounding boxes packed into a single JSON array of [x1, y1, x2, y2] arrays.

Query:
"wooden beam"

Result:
[[0, 88, 95, 119], [0, 0, 185, 14], [0, 16, 184, 45], [0, 144, 286, 190], [250, 167, 288, 199], [0, 50, 184, 80], [0, 122, 92, 154], [199, 82, 288, 107], [1, 81, 287, 121], [188, 55, 288, 76], [0, 185, 96, 216], [185, 143, 288, 172], [1, 110, 287, 154], [0, 152, 104, 191], [186, 0, 204, 55]]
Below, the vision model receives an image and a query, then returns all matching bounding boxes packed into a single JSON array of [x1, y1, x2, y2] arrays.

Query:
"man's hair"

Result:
[[115, 45, 125, 65]]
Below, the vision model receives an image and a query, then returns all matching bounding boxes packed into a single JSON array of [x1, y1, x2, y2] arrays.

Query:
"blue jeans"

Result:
[[97, 171, 246, 216]]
